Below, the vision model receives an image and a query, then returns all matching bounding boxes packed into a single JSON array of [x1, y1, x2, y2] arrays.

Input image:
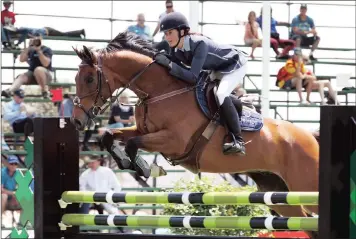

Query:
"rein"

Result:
[[74, 55, 196, 131]]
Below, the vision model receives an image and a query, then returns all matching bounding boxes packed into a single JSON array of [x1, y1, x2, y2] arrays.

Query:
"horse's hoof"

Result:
[[110, 142, 132, 169], [150, 163, 167, 177], [134, 156, 151, 178]]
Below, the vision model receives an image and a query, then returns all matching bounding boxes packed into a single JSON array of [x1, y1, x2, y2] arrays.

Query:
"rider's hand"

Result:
[[154, 53, 172, 70]]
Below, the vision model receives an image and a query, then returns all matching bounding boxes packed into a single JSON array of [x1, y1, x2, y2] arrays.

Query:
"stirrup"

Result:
[[223, 133, 246, 155], [223, 132, 240, 146]]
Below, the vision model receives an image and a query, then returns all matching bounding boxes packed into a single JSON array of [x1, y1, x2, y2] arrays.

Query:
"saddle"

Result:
[[165, 71, 263, 174], [196, 70, 263, 131]]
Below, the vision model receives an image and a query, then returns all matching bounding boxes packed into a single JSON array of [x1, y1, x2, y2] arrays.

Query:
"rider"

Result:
[[153, 12, 248, 156]]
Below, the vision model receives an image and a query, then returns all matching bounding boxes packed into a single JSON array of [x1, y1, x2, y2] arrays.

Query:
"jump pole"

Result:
[[33, 105, 356, 239], [34, 117, 274, 239]]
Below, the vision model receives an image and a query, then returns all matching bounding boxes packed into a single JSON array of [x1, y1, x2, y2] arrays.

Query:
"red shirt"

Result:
[[1, 9, 16, 25]]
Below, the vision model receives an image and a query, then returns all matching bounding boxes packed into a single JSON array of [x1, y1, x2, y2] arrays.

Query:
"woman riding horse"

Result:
[[154, 12, 248, 156]]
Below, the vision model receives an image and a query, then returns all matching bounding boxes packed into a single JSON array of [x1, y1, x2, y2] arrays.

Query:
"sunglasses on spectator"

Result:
[[166, 5, 173, 8], [10, 163, 18, 166]]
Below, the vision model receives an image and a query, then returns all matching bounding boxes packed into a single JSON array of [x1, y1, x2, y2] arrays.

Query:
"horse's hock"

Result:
[[7, 106, 356, 239]]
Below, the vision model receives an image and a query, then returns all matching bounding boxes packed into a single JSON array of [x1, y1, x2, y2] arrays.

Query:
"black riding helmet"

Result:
[[160, 12, 190, 33], [160, 12, 190, 48]]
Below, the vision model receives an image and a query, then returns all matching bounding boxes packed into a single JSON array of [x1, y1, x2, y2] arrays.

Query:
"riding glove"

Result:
[[154, 53, 172, 70]]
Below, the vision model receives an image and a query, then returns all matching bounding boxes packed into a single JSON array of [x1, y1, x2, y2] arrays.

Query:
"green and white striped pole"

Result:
[[59, 191, 318, 208], [59, 214, 318, 231]]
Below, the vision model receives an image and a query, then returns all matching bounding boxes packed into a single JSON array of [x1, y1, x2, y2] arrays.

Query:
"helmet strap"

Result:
[[172, 28, 184, 48]]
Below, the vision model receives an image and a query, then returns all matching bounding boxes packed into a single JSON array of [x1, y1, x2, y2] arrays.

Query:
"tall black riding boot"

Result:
[[220, 97, 246, 155]]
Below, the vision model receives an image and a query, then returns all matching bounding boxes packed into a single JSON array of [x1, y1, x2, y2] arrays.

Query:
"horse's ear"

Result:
[[83, 45, 91, 55], [72, 46, 82, 60], [83, 45, 96, 64]]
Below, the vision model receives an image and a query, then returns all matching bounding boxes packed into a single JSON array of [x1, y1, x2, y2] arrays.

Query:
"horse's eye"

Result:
[[86, 76, 94, 83]]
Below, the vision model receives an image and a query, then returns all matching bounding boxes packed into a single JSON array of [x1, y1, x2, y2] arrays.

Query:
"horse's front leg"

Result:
[[125, 129, 176, 178], [101, 126, 142, 171], [110, 125, 142, 143]]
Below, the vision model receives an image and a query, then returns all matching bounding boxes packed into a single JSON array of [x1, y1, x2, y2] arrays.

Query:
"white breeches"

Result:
[[215, 64, 247, 106]]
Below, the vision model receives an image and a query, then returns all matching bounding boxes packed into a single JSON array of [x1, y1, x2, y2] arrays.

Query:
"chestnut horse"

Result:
[[71, 32, 319, 237]]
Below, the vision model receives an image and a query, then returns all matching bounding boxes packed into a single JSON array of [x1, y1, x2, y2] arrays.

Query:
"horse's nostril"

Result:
[[75, 119, 82, 128], [70, 117, 83, 129]]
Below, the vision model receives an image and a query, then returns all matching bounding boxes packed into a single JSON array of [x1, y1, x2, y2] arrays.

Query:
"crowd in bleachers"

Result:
[[0, 0, 346, 229]]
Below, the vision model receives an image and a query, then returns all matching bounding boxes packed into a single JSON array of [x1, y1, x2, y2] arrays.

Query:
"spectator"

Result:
[[98, 94, 135, 135], [127, 13, 151, 41], [1, 156, 21, 220], [256, 7, 295, 59], [57, 94, 74, 117], [233, 87, 247, 98], [109, 94, 135, 128], [152, 0, 175, 53], [1, 0, 16, 49], [290, 4, 320, 61], [1, 135, 11, 168], [1, 134, 23, 168], [302, 56, 339, 105], [79, 155, 121, 215], [276, 48, 314, 105], [14, 27, 86, 48], [1, 34, 53, 99], [243, 11, 261, 59], [2, 89, 36, 137]]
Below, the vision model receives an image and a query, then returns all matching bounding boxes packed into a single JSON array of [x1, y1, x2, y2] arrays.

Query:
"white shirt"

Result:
[[79, 166, 121, 192]]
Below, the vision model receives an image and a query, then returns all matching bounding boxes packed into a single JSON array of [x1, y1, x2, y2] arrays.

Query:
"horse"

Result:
[[70, 32, 319, 238]]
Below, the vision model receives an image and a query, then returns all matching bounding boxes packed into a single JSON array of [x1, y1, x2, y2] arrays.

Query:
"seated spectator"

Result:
[[57, 93, 74, 117], [243, 11, 261, 59], [14, 27, 86, 48], [1, 0, 16, 49], [79, 155, 121, 215], [2, 89, 36, 137], [232, 86, 247, 98], [1, 156, 21, 221], [256, 7, 295, 59], [302, 56, 339, 105], [110, 94, 135, 128], [1, 34, 53, 99], [98, 94, 135, 135], [276, 48, 315, 105], [127, 13, 151, 41], [290, 4, 320, 61], [1, 134, 23, 168]]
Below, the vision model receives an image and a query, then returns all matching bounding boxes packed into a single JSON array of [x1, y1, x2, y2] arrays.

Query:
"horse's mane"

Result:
[[106, 31, 158, 58], [73, 31, 158, 66]]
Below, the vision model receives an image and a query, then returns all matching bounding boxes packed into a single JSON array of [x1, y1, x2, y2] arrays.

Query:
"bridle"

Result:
[[73, 61, 112, 127], [73, 53, 196, 131], [73, 53, 156, 129]]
